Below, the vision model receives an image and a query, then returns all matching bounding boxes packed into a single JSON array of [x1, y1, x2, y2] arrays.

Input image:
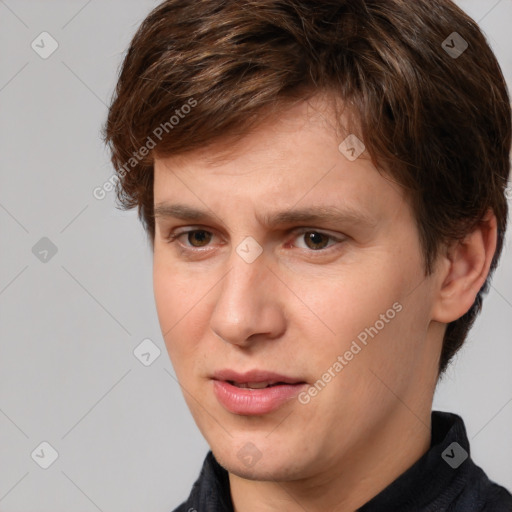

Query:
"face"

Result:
[[152, 94, 443, 483]]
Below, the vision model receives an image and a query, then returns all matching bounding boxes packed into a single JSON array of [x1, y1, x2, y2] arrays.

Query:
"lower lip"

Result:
[[212, 380, 307, 415]]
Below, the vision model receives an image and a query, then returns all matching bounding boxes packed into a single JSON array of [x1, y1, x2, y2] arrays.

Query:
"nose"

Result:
[[209, 247, 286, 348]]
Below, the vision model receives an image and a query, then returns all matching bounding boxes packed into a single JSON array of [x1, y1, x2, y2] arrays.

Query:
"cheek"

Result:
[[307, 266, 402, 335], [152, 259, 206, 363], [305, 255, 427, 370], [153, 259, 179, 333]]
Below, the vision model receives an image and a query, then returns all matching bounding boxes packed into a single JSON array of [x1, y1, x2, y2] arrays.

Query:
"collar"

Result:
[[358, 410, 470, 511]]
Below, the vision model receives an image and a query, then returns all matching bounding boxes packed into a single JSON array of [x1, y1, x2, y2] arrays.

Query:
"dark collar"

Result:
[[176, 411, 512, 512], [359, 410, 471, 511]]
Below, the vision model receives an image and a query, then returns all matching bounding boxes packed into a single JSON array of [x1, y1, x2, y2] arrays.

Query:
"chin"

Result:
[[224, 457, 301, 482], [212, 441, 311, 482]]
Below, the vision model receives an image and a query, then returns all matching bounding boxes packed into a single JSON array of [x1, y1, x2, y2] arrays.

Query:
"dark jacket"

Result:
[[172, 411, 512, 511]]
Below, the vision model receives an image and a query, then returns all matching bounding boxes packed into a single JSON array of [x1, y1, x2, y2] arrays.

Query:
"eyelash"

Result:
[[164, 227, 345, 254]]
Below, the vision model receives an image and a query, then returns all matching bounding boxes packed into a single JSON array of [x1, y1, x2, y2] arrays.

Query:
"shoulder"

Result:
[[457, 461, 512, 511], [169, 501, 191, 512]]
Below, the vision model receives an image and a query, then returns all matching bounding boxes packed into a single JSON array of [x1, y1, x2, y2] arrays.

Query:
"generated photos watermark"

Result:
[[93, 97, 197, 200], [298, 301, 403, 404]]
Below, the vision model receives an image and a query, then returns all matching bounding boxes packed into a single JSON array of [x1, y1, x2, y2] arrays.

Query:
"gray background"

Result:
[[0, 1, 511, 510]]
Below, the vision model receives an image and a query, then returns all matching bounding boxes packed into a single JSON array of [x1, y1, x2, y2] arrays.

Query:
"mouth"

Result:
[[212, 368, 306, 386], [226, 380, 298, 389], [211, 369, 307, 415]]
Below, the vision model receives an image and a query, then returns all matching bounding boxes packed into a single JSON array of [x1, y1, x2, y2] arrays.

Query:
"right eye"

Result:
[[165, 228, 219, 251]]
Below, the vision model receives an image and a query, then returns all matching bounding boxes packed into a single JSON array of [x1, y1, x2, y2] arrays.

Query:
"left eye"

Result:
[[293, 230, 339, 251]]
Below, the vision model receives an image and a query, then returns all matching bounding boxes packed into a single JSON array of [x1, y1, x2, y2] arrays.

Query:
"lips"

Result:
[[211, 369, 307, 415]]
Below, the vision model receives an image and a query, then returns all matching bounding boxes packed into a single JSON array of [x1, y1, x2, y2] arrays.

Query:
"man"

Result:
[[102, 0, 512, 510]]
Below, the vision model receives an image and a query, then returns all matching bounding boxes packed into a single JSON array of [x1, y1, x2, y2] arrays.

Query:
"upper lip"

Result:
[[212, 369, 306, 385]]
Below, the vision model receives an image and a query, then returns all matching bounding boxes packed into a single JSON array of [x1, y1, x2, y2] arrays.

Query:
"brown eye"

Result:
[[302, 231, 331, 250], [187, 230, 212, 247]]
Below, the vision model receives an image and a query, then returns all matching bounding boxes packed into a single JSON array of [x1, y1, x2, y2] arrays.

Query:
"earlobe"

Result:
[[431, 210, 497, 324]]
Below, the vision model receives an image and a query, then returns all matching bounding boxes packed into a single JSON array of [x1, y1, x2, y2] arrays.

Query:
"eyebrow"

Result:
[[153, 202, 377, 230]]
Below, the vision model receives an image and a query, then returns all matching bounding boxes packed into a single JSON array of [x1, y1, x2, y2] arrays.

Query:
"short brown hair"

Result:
[[102, 0, 511, 375]]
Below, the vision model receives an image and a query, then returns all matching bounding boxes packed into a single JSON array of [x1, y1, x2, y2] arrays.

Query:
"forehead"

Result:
[[154, 92, 351, 174], [152, 95, 406, 223]]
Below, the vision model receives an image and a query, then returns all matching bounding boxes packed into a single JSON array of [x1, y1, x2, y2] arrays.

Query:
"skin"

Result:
[[151, 93, 497, 512]]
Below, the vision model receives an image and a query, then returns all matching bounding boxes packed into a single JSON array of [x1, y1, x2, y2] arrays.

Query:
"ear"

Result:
[[431, 210, 498, 323]]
